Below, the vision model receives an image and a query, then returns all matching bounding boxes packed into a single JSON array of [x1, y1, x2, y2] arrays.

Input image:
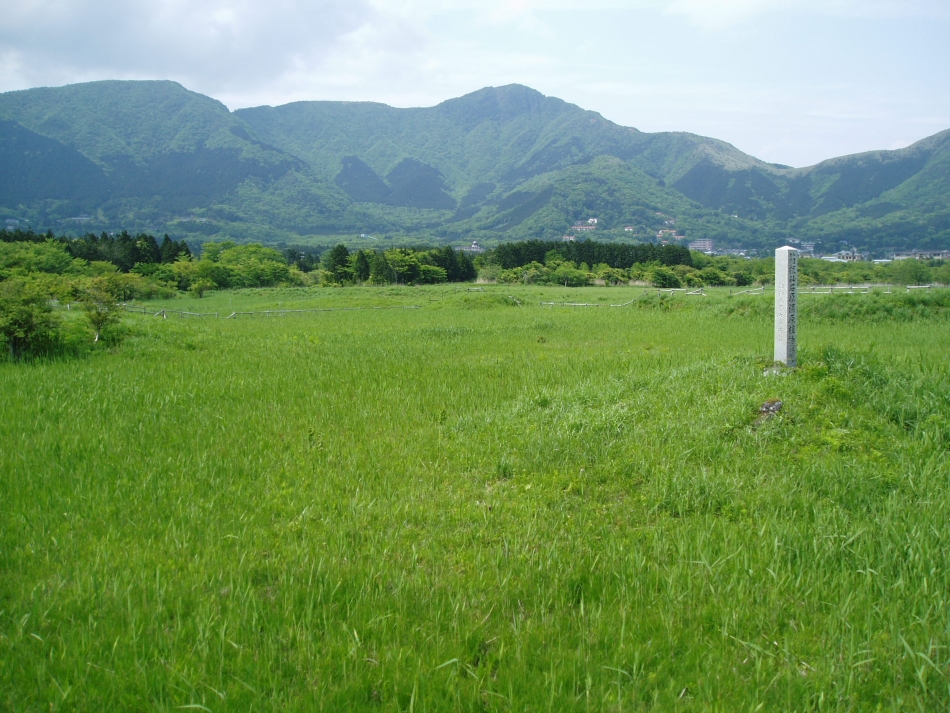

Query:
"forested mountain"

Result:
[[1, 80, 948, 254]]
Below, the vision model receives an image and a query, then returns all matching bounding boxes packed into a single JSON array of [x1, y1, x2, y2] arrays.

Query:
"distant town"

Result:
[[549, 216, 948, 263]]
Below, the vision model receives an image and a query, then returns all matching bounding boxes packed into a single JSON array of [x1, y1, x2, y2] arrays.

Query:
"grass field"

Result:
[[2, 285, 949, 711]]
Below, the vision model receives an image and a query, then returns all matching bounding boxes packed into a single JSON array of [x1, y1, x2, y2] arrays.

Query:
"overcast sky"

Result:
[[1, 0, 948, 167]]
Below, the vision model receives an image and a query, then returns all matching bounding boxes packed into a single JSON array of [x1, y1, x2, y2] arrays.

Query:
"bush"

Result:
[[550, 264, 590, 287], [649, 266, 682, 288], [417, 264, 448, 284], [190, 278, 215, 298], [697, 267, 736, 286], [0, 279, 62, 359]]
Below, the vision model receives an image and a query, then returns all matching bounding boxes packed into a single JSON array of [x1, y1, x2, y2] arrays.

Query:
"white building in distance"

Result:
[[893, 250, 950, 260]]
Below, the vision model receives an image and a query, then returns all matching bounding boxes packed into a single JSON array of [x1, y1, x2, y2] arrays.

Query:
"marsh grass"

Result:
[[1, 286, 949, 710]]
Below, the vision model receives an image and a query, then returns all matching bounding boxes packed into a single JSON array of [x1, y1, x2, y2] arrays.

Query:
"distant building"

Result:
[[562, 235, 576, 242], [623, 226, 635, 232], [574, 225, 595, 232], [688, 239, 714, 252], [821, 248, 862, 263], [459, 240, 484, 254], [587, 218, 598, 225], [893, 250, 950, 261], [801, 243, 815, 254], [657, 229, 678, 240]]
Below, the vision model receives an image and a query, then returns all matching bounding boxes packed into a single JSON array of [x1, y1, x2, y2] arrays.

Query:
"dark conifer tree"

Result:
[[160, 235, 178, 263], [322, 244, 351, 283], [438, 245, 461, 281], [368, 251, 393, 284], [353, 250, 371, 282], [137, 234, 162, 264], [112, 231, 138, 271], [456, 249, 477, 281]]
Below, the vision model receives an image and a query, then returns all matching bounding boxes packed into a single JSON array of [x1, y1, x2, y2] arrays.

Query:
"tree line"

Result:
[[486, 240, 694, 271], [0, 229, 479, 292], [319, 244, 477, 285], [2, 228, 192, 272], [474, 240, 950, 288]]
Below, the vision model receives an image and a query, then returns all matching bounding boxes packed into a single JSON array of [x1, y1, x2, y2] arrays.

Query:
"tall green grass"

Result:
[[2, 286, 948, 710]]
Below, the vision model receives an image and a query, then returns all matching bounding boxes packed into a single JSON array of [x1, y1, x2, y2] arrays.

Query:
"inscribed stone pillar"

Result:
[[774, 246, 799, 367]]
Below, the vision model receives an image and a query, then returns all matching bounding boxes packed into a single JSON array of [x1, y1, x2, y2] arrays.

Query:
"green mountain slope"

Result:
[[0, 80, 338, 222], [0, 80, 947, 253]]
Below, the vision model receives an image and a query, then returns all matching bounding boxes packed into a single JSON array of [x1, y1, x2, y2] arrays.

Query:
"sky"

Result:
[[1, 0, 948, 168]]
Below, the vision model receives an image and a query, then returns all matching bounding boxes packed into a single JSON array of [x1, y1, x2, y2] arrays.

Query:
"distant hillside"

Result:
[[1, 80, 948, 254]]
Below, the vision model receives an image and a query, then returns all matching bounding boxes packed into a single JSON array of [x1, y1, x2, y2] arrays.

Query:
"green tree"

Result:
[[932, 262, 950, 285], [550, 262, 589, 287], [0, 279, 61, 359], [169, 255, 198, 291], [0, 240, 78, 276], [649, 266, 682, 288], [369, 252, 394, 285], [384, 249, 421, 284], [698, 267, 736, 286], [891, 259, 932, 285], [160, 235, 177, 263], [456, 249, 477, 281], [136, 234, 162, 264], [732, 271, 754, 286], [417, 264, 448, 284], [322, 244, 351, 284], [683, 272, 704, 288], [80, 281, 122, 343], [352, 250, 371, 283], [190, 278, 215, 298], [160, 235, 190, 263], [201, 241, 236, 263]]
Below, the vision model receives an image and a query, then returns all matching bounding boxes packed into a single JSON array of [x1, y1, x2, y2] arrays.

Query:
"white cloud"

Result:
[[0, 0, 376, 94], [663, 0, 950, 28]]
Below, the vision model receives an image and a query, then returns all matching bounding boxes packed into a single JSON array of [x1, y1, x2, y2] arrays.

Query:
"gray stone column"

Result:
[[774, 246, 799, 367]]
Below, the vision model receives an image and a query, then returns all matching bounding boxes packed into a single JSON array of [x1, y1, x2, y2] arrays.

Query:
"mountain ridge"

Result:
[[1, 79, 948, 253]]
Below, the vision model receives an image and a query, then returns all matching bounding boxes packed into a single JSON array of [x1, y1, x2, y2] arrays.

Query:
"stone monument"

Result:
[[774, 246, 799, 367]]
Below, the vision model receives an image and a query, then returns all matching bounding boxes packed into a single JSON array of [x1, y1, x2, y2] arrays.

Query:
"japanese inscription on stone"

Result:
[[774, 246, 799, 367]]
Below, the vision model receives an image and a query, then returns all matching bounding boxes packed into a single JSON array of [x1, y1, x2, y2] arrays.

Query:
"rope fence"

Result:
[[540, 301, 604, 308], [99, 303, 422, 319], [225, 306, 421, 318]]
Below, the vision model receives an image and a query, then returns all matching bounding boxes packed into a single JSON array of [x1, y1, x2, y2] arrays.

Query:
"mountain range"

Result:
[[1, 80, 948, 254]]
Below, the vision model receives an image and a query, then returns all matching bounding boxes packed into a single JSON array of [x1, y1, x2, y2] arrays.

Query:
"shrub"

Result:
[[0, 279, 62, 359], [80, 281, 122, 343], [697, 267, 736, 286], [190, 278, 215, 298], [649, 266, 682, 288], [417, 264, 449, 284]]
